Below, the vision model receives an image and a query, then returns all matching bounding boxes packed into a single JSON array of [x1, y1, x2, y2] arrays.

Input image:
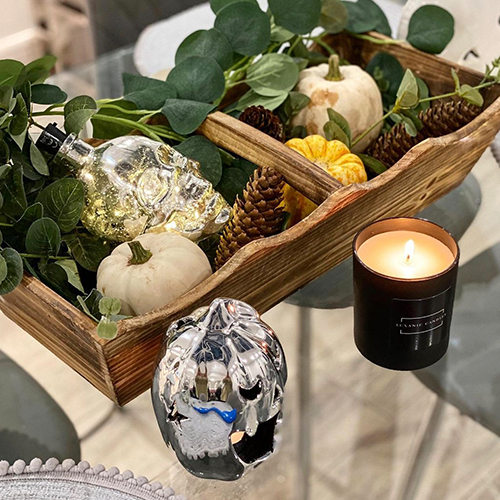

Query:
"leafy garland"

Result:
[[0, 0, 490, 337]]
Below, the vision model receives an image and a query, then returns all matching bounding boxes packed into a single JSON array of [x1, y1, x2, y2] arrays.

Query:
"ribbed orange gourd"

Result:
[[284, 135, 367, 226]]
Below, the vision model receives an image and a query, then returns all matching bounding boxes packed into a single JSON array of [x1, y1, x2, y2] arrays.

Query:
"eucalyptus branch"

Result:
[[348, 32, 405, 46], [19, 253, 68, 260], [352, 109, 394, 148], [91, 114, 163, 142]]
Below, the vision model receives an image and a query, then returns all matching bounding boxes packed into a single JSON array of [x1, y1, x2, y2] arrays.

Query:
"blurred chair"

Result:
[[0, 351, 81, 463], [87, 0, 206, 56]]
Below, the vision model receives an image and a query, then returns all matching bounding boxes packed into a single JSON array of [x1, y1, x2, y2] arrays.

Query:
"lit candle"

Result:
[[356, 230, 455, 279], [352, 218, 459, 371]]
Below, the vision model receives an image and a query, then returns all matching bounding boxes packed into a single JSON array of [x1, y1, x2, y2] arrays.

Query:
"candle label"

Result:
[[391, 287, 453, 351]]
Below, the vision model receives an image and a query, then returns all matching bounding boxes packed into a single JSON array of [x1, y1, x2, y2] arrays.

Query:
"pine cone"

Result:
[[367, 99, 481, 168], [239, 105, 285, 142], [215, 167, 285, 269]]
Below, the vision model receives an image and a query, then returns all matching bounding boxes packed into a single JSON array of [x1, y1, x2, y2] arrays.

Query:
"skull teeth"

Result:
[[186, 448, 228, 461]]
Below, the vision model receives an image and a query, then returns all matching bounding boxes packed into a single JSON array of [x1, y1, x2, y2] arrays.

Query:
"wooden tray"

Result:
[[1, 33, 499, 405]]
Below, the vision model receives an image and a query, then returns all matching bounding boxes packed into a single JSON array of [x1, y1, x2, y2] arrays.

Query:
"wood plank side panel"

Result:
[[199, 112, 342, 204], [0, 274, 118, 403], [107, 97, 500, 404]]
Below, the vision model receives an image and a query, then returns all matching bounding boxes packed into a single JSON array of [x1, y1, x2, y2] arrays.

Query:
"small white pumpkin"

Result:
[[97, 232, 212, 316], [292, 55, 384, 153]]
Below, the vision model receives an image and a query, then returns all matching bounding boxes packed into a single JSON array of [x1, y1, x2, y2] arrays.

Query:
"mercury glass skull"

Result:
[[47, 133, 231, 242], [152, 298, 287, 481]]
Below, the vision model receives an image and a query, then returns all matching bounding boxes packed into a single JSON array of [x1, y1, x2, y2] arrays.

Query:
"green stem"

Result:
[[0, 222, 13, 227], [32, 111, 64, 116], [19, 253, 68, 260], [325, 54, 344, 81], [352, 109, 394, 148], [91, 114, 163, 142], [99, 103, 154, 115], [287, 35, 302, 55], [348, 32, 405, 45], [419, 81, 497, 104], [128, 241, 152, 265]]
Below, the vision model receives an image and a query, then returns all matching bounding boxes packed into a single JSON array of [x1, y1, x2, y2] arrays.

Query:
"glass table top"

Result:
[[43, 12, 500, 500]]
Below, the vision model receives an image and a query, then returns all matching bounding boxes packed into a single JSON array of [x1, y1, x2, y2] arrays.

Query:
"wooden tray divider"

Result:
[[199, 111, 343, 204]]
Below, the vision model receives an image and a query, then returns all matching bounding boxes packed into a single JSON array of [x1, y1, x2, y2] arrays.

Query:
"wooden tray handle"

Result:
[[199, 111, 343, 204]]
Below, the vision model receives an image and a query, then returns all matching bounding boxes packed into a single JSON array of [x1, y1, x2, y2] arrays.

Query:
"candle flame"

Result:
[[405, 239, 415, 264]]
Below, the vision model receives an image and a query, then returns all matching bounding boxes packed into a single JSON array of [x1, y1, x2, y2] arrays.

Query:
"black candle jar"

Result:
[[353, 218, 460, 370]]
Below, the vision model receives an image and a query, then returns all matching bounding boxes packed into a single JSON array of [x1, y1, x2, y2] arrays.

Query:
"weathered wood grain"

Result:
[[1, 34, 499, 405], [199, 112, 342, 204]]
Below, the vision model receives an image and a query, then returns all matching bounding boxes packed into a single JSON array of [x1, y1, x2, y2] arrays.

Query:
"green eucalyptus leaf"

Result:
[[358, 153, 387, 176], [233, 89, 288, 111], [37, 178, 85, 233], [1, 164, 27, 217], [407, 6, 454, 54], [10, 147, 40, 181], [342, 0, 391, 36], [91, 100, 140, 139], [24, 55, 57, 84], [14, 203, 44, 234], [278, 91, 310, 123], [293, 57, 309, 72], [269, 0, 321, 35], [122, 73, 176, 110], [320, 0, 349, 34], [99, 296, 122, 316], [56, 259, 85, 293], [246, 53, 299, 96], [326, 107, 351, 144], [0, 248, 23, 294], [77, 288, 103, 320], [366, 52, 404, 108], [415, 76, 430, 111], [0, 163, 11, 182], [214, 2, 271, 56], [396, 69, 419, 109], [25, 217, 61, 256], [175, 136, 223, 185], [232, 157, 257, 177], [167, 56, 225, 103], [270, 23, 295, 43], [397, 110, 421, 136], [210, 0, 257, 14], [216, 167, 249, 204], [162, 99, 215, 135], [458, 84, 484, 107], [0, 139, 9, 164], [290, 125, 307, 139], [323, 120, 350, 145], [29, 142, 49, 176], [63, 232, 111, 272], [0, 60, 25, 87], [41, 262, 78, 301], [9, 94, 28, 136], [31, 83, 67, 104], [97, 317, 118, 340], [175, 28, 233, 71], [64, 95, 97, 135], [0, 86, 14, 112], [18, 80, 31, 109], [0, 253, 7, 283]]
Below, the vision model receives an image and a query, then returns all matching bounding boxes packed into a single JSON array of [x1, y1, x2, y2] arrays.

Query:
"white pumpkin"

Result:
[[97, 232, 212, 316], [291, 55, 384, 153]]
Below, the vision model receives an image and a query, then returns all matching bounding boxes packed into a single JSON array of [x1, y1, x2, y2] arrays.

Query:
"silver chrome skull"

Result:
[[152, 298, 287, 481]]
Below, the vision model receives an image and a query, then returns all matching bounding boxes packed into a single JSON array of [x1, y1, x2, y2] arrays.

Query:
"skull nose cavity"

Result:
[[239, 380, 262, 401]]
